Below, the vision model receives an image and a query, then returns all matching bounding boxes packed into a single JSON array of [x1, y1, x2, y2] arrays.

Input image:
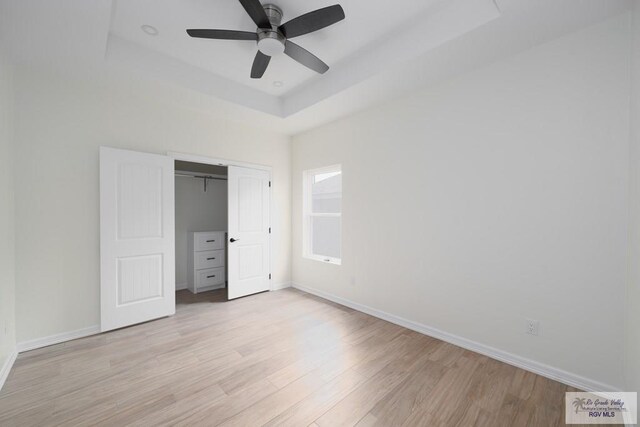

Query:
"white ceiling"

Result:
[[110, 0, 445, 97], [105, 0, 501, 117], [0, 0, 633, 134]]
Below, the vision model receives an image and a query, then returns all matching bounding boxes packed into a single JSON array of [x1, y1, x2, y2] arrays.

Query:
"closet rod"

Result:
[[175, 173, 227, 192], [175, 173, 227, 181]]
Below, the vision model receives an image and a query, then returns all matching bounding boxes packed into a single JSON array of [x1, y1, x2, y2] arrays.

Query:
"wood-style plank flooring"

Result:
[[0, 288, 585, 426]]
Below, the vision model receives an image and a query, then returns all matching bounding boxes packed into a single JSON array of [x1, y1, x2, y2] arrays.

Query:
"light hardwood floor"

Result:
[[0, 288, 586, 426]]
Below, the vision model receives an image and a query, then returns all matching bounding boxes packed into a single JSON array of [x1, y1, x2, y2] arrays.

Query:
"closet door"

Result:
[[100, 147, 175, 332], [227, 166, 271, 299]]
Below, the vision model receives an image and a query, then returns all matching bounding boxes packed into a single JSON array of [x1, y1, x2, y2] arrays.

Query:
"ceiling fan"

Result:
[[186, 0, 345, 79]]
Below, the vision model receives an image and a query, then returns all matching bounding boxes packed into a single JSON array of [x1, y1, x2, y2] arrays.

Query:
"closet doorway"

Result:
[[175, 161, 228, 296], [99, 147, 272, 332]]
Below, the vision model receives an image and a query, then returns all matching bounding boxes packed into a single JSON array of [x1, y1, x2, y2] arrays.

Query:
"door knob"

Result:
[[230, 238, 239, 243]]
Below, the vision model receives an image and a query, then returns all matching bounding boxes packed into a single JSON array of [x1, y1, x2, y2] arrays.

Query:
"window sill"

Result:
[[303, 255, 341, 266]]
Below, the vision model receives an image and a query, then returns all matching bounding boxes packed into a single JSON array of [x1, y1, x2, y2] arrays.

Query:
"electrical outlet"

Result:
[[525, 319, 540, 336]]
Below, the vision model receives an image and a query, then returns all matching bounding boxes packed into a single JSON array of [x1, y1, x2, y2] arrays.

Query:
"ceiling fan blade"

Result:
[[278, 5, 345, 38], [284, 41, 329, 74], [251, 51, 271, 79], [238, 0, 272, 29], [186, 29, 257, 41]]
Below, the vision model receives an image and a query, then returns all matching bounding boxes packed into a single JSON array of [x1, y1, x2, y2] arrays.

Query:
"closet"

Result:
[[99, 147, 271, 332], [174, 161, 228, 294]]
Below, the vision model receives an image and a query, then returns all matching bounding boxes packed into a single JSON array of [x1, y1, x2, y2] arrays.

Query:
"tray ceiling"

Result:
[[0, 0, 632, 133]]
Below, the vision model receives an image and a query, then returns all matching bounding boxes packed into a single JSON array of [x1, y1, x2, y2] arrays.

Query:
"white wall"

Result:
[[292, 15, 629, 390], [13, 66, 291, 343], [0, 49, 16, 379], [626, 2, 640, 393], [175, 176, 227, 288]]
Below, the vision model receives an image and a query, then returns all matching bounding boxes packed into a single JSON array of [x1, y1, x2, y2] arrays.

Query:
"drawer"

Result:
[[195, 267, 225, 289], [194, 249, 225, 270], [194, 232, 225, 251]]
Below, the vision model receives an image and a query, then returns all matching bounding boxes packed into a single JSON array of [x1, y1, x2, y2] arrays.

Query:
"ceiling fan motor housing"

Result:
[[263, 4, 283, 26], [257, 4, 285, 56]]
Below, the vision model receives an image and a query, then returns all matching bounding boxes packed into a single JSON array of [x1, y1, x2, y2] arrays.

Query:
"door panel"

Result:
[[228, 166, 270, 299], [117, 254, 163, 305], [116, 163, 163, 239], [100, 147, 175, 332]]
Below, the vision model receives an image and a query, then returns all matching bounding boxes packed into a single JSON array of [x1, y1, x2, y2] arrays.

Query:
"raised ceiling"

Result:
[[105, 0, 501, 117], [110, 0, 443, 96], [0, 0, 633, 134]]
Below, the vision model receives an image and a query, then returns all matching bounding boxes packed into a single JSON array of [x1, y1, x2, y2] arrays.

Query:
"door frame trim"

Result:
[[168, 151, 275, 291], [168, 152, 272, 172]]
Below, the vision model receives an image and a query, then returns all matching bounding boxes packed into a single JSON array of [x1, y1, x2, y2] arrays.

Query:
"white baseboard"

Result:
[[0, 348, 17, 391], [271, 282, 292, 291], [292, 283, 620, 393], [17, 325, 101, 353], [176, 282, 188, 291]]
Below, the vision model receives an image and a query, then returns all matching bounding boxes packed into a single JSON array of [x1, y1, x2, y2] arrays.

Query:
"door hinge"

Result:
[[269, 273, 272, 280], [269, 181, 271, 187]]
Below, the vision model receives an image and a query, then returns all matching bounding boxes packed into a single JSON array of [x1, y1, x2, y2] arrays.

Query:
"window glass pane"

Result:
[[311, 216, 341, 259], [312, 171, 341, 213]]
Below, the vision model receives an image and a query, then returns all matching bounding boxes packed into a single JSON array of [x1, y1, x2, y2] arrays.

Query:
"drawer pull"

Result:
[[206, 240, 215, 242], [207, 257, 216, 260], [207, 275, 216, 278]]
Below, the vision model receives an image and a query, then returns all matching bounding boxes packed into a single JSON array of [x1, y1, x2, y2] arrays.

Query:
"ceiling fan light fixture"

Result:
[[257, 30, 285, 56]]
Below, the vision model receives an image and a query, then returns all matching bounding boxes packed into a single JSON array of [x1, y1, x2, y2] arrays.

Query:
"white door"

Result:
[[100, 147, 175, 332], [227, 166, 271, 299]]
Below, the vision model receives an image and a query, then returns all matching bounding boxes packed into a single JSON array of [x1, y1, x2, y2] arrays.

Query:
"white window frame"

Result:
[[303, 164, 342, 265]]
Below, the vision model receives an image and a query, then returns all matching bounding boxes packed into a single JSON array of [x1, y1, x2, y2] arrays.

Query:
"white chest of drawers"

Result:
[[187, 231, 226, 293]]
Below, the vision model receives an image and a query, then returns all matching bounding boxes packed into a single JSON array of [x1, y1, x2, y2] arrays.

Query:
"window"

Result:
[[303, 165, 342, 264]]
